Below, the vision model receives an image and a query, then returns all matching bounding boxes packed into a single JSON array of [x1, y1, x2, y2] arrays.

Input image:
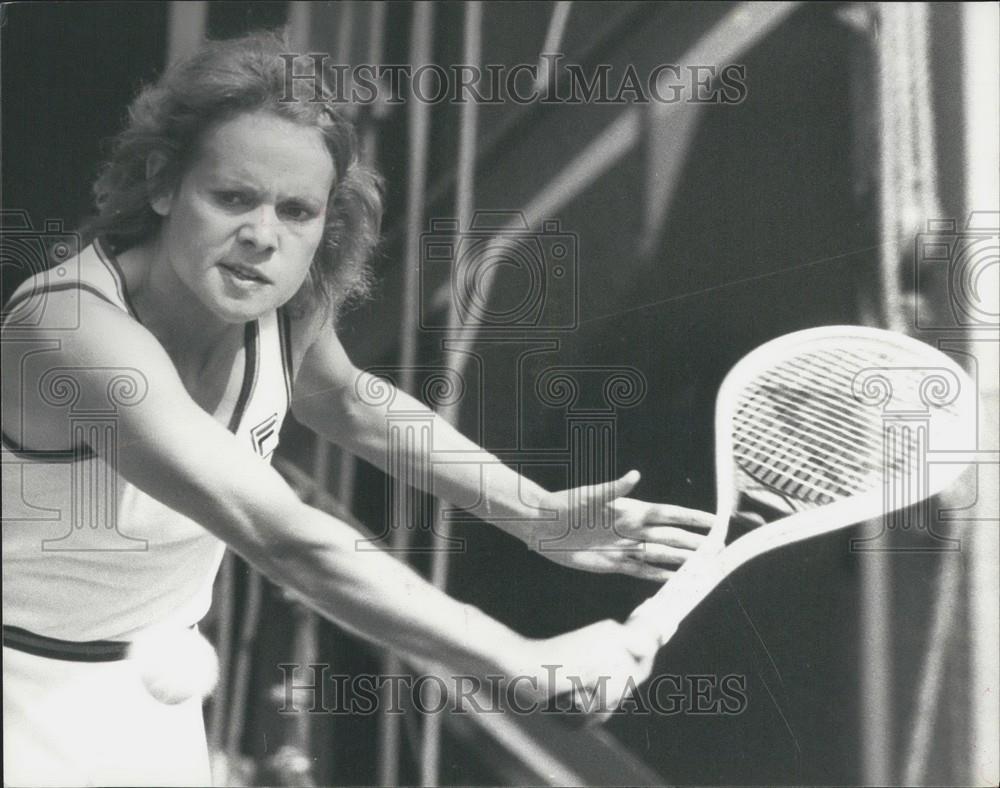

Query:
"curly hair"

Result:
[[81, 29, 383, 321]]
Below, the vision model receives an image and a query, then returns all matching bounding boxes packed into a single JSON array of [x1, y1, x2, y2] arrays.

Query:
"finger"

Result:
[[639, 504, 717, 531], [617, 558, 676, 583], [586, 470, 640, 504], [637, 525, 707, 550], [625, 541, 695, 567], [732, 510, 767, 528]]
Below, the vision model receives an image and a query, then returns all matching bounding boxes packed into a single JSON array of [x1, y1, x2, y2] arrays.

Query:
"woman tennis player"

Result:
[[1, 31, 712, 786]]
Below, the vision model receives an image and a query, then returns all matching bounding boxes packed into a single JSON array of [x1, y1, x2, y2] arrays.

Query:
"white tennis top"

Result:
[[1, 240, 294, 641]]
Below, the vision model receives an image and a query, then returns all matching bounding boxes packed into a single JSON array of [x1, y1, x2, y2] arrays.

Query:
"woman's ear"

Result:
[[146, 152, 173, 217]]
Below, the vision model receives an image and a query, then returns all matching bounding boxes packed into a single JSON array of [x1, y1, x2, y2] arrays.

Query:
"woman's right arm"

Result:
[[1, 291, 656, 700]]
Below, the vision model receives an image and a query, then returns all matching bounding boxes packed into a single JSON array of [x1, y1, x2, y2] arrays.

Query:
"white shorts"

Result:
[[2, 645, 212, 787]]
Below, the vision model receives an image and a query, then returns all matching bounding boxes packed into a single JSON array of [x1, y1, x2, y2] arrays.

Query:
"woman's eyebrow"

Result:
[[282, 193, 325, 209], [210, 168, 261, 187], [208, 167, 328, 205]]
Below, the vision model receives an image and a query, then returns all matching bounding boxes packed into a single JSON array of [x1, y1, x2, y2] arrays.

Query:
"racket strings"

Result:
[[733, 429, 871, 494], [731, 343, 948, 507], [737, 387, 885, 502], [741, 383, 914, 480], [779, 357, 888, 445], [742, 381, 886, 482], [734, 395, 874, 478], [736, 384, 881, 466]]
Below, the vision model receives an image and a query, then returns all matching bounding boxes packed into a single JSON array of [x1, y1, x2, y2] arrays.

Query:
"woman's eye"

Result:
[[215, 191, 250, 208], [279, 202, 317, 222]]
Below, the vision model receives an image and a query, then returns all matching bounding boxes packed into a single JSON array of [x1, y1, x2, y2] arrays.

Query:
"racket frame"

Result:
[[628, 325, 974, 649]]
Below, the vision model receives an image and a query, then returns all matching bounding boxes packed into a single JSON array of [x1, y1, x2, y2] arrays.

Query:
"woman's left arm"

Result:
[[290, 325, 713, 581]]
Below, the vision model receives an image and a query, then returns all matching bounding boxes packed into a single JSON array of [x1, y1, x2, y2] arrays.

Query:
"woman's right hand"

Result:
[[501, 619, 660, 720]]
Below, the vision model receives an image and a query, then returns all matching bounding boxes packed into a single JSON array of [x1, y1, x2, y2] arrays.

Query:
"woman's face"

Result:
[[152, 110, 335, 323]]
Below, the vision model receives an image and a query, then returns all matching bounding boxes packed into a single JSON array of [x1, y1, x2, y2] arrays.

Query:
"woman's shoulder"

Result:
[[2, 239, 135, 323], [0, 281, 171, 453]]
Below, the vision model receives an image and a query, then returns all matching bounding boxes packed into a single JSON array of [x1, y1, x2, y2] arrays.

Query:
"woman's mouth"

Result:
[[219, 262, 270, 285]]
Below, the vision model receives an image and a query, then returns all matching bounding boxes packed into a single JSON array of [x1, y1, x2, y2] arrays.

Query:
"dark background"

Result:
[[1, 2, 970, 785]]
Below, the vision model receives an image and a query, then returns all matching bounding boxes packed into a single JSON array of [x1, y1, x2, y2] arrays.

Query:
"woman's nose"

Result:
[[237, 205, 278, 251]]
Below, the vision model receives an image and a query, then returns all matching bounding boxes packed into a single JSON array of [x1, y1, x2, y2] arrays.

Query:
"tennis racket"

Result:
[[626, 325, 975, 650]]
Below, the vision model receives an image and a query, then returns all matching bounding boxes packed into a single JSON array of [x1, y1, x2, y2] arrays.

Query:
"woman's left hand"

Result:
[[525, 471, 715, 581]]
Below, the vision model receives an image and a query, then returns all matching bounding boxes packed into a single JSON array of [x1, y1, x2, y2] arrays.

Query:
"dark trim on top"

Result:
[[277, 307, 294, 407], [0, 433, 95, 462], [94, 237, 142, 323], [227, 321, 260, 433]]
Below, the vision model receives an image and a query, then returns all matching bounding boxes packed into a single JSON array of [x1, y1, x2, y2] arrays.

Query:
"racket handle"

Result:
[[624, 548, 725, 651]]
